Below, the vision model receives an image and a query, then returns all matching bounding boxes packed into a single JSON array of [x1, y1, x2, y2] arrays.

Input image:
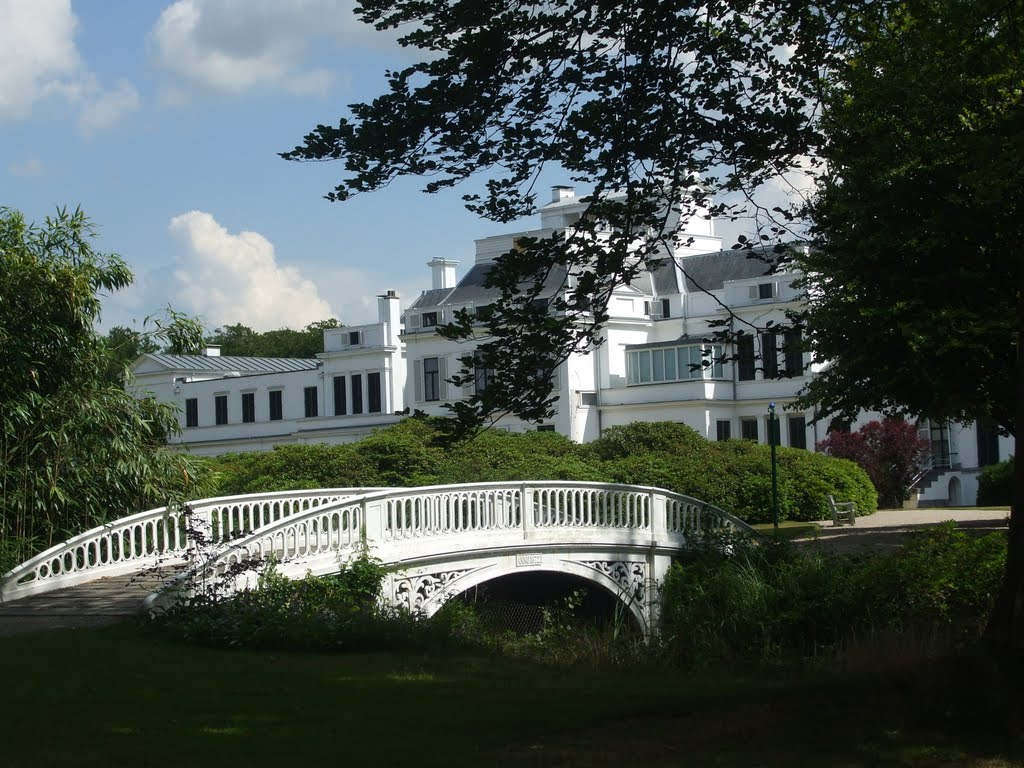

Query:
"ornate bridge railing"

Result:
[[153, 482, 757, 609], [0, 488, 389, 602]]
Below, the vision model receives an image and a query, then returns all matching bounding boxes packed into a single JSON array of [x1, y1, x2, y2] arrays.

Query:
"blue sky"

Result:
[[1, 1, 785, 332]]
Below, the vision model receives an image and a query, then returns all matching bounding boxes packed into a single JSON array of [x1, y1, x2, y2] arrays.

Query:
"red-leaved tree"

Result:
[[817, 419, 931, 509]]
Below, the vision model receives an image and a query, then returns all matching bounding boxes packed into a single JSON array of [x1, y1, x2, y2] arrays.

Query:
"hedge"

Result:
[[208, 419, 877, 523]]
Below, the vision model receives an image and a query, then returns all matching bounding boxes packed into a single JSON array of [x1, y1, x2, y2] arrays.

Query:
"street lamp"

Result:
[[768, 402, 780, 535]]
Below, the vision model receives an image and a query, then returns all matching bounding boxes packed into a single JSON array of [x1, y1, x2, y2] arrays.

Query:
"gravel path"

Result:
[[796, 506, 1010, 555]]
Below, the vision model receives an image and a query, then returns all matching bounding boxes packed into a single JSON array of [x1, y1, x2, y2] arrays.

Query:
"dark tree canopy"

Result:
[[206, 319, 341, 359], [283, 0, 844, 429], [283, 0, 1024, 649], [795, 0, 1021, 436]]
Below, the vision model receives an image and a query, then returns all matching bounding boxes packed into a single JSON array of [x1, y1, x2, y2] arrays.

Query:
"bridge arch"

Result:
[[403, 558, 650, 633]]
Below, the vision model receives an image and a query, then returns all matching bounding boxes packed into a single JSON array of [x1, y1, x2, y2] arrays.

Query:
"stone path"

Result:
[[796, 506, 1010, 555]]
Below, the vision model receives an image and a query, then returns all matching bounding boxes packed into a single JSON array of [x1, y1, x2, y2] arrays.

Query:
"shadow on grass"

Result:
[[0, 622, 1021, 767]]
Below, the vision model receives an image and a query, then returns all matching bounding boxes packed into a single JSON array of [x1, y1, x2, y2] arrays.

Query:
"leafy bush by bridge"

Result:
[[208, 418, 876, 524]]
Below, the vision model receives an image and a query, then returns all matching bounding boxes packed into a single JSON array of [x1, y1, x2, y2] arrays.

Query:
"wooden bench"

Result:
[[827, 495, 857, 527]]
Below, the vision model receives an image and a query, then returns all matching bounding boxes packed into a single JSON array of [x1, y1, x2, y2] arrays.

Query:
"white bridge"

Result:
[[1, 482, 756, 633]]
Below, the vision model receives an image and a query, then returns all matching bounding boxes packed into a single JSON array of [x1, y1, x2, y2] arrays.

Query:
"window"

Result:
[[758, 282, 775, 299], [741, 418, 758, 441], [303, 386, 318, 418], [348, 331, 360, 346], [579, 391, 598, 407], [351, 375, 363, 414], [976, 418, 1001, 467], [269, 390, 283, 421], [333, 376, 346, 416], [215, 395, 228, 425], [241, 392, 255, 423], [765, 415, 781, 446], [185, 398, 198, 428], [643, 298, 670, 319], [474, 353, 494, 394], [761, 332, 778, 378], [627, 344, 724, 385], [368, 372, 382, 413], [788, 415, 807, 449], [537, 424, 556, 432], [474, 304, 495, 323], [827, 418, 851, 434], [422, 312, 438, 327], [737, 336, 756, 381], [784, 331, 803, 377], [423, 358, 440, 401], [716, 420, 731, 441]]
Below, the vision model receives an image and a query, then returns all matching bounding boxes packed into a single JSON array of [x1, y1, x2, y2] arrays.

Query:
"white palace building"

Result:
[[130, 187, 1010, 506]]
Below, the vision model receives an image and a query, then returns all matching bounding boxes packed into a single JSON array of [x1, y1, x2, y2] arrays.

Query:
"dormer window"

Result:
[[422, 312, 438, 327], [750, 282, 777, 300], [348, 331, 361, 346]]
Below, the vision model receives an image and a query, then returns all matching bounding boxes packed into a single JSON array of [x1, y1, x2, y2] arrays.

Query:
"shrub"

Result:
[[208, 418, 875, 525], [817, 419, 930, 508], [210, 443, 381, 495], [601, 437, 875, 524], [977, 457, 1013, 506], [436, 429, 608, 484], [660, 523, 1007, 670], [587, 421, 708, 461]]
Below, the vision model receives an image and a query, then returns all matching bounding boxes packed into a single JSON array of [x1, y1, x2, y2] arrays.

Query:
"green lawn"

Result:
[[0, 622, 1021, 767], [751, 519, 822, 540]]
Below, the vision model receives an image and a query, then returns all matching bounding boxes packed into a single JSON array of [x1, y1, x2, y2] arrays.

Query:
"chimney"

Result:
[[551, 185, 575, 203], [427, 258, 459, 290], [378, 290, 401, 345]]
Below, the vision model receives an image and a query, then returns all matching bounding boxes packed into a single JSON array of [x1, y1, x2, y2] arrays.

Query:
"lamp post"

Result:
[[768, 402, 780, 535]]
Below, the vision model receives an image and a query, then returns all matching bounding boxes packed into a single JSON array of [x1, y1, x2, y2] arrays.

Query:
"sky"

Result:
[[1, 0, 793, 332]]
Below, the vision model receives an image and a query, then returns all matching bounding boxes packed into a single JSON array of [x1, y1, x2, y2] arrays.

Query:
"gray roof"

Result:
[[439, 262, 570, 306], [679, 249, 776, 292], [406, 288, 455, 311], [625, 334, 717, 350], [141, 353, 322, 374]]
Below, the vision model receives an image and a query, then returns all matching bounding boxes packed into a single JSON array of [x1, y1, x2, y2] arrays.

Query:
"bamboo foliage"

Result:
[[0, 207, 210, 571]]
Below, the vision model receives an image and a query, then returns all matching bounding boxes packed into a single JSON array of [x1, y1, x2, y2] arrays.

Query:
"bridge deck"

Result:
[[0, 572, 167, 637]]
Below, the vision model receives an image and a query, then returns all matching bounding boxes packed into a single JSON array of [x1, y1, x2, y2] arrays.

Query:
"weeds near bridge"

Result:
[[149, 510, 1007, 675], [660, 522, 1007, 671]]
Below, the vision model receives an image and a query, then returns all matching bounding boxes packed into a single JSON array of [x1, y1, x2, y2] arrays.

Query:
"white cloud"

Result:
[[0, 0, 80, 120], [0, 1, 139, 132], [168, 210, 335, 330], [150, 0, 397, 95], [78, 79, 140, 136], [8, 156, 44, 178]]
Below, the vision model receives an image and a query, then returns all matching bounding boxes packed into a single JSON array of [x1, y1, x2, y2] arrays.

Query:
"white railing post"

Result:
[[650, 490, 667, 541], [363, 499, 384, 553], [521, 483, 535, 540]]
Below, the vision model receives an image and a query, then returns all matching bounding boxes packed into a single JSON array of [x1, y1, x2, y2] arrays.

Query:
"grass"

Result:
[[751, 519, 822, 540], [1, 621, 1021, 767]]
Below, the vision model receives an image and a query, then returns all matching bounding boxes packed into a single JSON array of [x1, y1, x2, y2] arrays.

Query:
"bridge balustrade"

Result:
[[3, 482, 756, 610], [0, 488, 387, 602]]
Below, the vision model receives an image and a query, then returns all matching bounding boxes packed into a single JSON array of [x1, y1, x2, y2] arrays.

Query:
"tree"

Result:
[[283, 0, 1024, 648], [794, 0, 1022, 649], [0, 207, 208, 570], [206, 319, 341, 358], [817, 420, 930, 509], [282, 0, 842, 430], [102, 325, 160, 385]]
